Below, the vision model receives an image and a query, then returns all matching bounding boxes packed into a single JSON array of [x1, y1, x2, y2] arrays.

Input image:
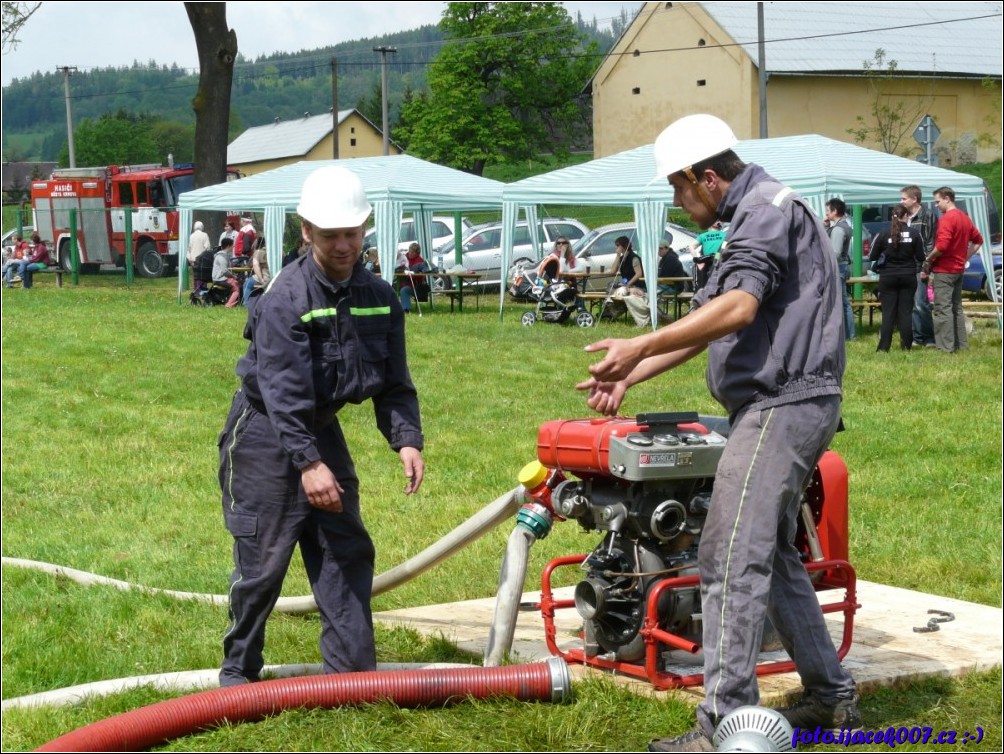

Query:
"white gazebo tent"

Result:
[[500, 134, 996, 327], [177, 155, 507, 298]]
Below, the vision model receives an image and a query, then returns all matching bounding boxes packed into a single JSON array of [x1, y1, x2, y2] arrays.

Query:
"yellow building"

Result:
[[226, 109, 400, 176], [591, 2, 1002, 165]]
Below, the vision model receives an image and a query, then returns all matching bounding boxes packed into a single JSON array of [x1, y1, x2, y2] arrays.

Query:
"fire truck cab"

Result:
[[30, 164, 239, 278]]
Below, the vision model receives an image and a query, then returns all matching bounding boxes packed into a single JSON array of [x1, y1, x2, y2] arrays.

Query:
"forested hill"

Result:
[[2, 13, 623, 162]]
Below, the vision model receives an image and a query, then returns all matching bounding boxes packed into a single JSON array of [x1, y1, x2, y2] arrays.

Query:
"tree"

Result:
[[356, 79, 385, 127], [185, 1, 236, 235], [402, 2, 596, 175], [1, 1, 41, 54], [846, 48, 933, 156], [59, 111, 160, 166]]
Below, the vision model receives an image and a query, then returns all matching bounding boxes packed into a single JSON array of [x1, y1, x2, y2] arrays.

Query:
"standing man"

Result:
[[216, 165, 425, 687], [576, 114, 858, 752], [900, 185, 938, 347], [236, 216, 257, 257], [923, 186, 983, 353], [824, 198, 856, 342]]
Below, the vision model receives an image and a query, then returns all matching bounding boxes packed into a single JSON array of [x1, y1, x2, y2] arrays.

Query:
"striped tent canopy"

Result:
[[500, 134, 995, 324], [177, 155, 506, 296]]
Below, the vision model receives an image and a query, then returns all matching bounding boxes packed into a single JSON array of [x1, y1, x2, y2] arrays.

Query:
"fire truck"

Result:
[[30, 164, 239, 278]]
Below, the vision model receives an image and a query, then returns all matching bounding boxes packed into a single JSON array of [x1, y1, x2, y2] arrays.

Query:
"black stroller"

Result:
[[512, 268, 594, 327], [189, 248, 240, 307]]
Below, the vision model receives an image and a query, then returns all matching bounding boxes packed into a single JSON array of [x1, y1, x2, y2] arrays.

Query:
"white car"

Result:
[[363, 216, 472, 254], [571, 222, 698, 292], [433, 217, 590, 289]]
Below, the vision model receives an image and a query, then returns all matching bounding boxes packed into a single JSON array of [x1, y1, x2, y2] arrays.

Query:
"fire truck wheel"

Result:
[[137, 243, 165, 278], [58, 241, 74, 273]]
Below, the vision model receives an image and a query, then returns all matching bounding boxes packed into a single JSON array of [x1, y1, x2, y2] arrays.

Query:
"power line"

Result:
[[13, 10, 1001, 105]]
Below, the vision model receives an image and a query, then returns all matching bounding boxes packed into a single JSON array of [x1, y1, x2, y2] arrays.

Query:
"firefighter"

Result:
[[577, 114, 859, 751], [216, 165, 424, 687]]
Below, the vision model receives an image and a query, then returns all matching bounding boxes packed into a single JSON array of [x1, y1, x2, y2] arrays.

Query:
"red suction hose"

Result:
[[36, 658, 571, 752]]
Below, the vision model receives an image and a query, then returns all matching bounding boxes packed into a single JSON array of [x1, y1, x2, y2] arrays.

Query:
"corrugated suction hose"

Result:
[[36, 658, 572, 752]]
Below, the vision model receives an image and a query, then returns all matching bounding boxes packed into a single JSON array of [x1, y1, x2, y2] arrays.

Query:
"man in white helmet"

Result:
[[216, 165, 425, 687], [577, 114, 858, 751]]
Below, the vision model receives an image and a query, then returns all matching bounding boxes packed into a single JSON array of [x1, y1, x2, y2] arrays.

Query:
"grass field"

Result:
[[1, 274, 1001, 751]]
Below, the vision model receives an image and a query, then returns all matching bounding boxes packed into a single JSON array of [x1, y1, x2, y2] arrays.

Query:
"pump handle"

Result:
[[636, 412, 700, 428]]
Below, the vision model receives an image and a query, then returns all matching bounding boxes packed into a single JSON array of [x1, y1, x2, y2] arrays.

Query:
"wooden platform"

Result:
[[375, 580, 1002, 703]]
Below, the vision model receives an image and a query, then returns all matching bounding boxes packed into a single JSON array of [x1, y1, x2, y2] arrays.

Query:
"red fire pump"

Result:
[[523, 411, 858, 690]]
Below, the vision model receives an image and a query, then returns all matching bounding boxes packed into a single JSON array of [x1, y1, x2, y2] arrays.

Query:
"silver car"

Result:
[[432, 217, 589, 289], [571, 221, 698, 292]]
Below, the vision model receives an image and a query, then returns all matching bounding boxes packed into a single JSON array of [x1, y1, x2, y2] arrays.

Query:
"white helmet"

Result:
[[193, 221, 204, 231], [297, 165, 372, 228], [654, 114, 738, 179]]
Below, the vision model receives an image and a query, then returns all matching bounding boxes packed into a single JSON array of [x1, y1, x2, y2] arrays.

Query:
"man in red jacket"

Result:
[[922, 186, 984, 353]]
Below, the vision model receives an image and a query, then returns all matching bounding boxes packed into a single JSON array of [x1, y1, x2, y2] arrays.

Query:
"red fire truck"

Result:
[[30, 164, 239, 278]]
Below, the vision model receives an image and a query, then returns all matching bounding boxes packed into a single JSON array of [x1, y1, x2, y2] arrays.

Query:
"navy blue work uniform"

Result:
[[218, 252, 423, 687]]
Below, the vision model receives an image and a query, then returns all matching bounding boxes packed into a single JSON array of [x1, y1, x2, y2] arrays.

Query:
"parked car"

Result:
[[432, 217, 589, 289], [567, 221, 699, 292], [363, 215, 472, 255], [2, 224, 36, 255], [964, 243, 1003, 299]]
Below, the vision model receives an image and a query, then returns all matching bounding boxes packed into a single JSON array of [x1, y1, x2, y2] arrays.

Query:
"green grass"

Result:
[[2, 275, 1001, 751]]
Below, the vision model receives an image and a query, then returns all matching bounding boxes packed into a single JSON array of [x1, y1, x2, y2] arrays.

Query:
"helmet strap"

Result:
[[683, 166, 721, 219]]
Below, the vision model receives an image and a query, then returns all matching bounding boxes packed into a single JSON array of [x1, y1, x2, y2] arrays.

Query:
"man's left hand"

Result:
[[585, 338, 643, 383], [399, 447, 424, 495]]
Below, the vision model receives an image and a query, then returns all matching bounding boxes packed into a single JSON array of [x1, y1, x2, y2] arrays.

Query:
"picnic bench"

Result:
[[7, 265, 66, 288]]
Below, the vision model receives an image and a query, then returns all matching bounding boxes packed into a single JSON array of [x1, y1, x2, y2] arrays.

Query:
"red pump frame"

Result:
[[536, 554, 859, 690]]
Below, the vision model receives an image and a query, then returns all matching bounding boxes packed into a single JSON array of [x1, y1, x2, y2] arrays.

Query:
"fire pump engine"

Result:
[[30, 164, 239, 278], [501, 412, 858, 689]]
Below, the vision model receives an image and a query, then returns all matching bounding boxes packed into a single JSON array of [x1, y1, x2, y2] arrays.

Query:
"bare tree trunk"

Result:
[[185, 2, 237, 237]]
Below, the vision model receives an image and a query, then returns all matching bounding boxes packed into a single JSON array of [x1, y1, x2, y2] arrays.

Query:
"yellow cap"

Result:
[[518, 460, 549, 489]]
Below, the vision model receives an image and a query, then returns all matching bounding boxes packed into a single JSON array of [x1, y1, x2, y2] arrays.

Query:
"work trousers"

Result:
[[696, 396, 856, 736], [931, 272, 967, 352], [218, 390, 376, 686], [912, 273, 935, 345], [838, 263, 856, 341], [876, 271, 916, 351]]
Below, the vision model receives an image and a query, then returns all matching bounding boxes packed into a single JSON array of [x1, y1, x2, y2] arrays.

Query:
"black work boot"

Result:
[[777, 691, 862, 731], [647, 726, 714, 752]]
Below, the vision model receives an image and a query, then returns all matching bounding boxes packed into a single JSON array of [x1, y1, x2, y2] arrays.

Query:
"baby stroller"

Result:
[[515, 269, 594, 327]]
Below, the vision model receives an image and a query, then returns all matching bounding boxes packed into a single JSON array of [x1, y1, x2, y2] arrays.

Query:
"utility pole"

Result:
[[373, 45, 397, 156], [58, 66, 78, 167], [331, 56, 340, 159], [756, 3, 768, 138]]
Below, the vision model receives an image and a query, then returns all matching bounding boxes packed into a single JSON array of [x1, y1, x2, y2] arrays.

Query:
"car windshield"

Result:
[[571, 228, 609, 254]]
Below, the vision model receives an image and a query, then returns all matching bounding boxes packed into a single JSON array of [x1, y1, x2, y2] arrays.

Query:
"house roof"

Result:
[[2, 161, 58, 191], [227, 110, 357, 165], [698, 1, 1002, 77]]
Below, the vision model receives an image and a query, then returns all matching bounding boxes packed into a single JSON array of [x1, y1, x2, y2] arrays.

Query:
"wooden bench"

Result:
[[962, 300, 1003, 319], [852, 299, 882, 328], [431, 289, 464, 312], [7, 265, 65, 288]]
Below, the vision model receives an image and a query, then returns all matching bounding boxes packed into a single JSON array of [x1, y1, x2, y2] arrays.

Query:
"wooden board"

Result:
[[375, 579, 1002, 703]]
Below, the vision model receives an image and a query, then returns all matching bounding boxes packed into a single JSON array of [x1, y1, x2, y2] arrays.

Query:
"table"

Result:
[[395, 272, 483, 312], [439, 272, 483, 312], [847, 275, 880, 328]]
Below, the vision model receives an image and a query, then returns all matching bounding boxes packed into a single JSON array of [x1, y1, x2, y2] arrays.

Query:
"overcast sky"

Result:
[[2, 1, 644, 86]]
